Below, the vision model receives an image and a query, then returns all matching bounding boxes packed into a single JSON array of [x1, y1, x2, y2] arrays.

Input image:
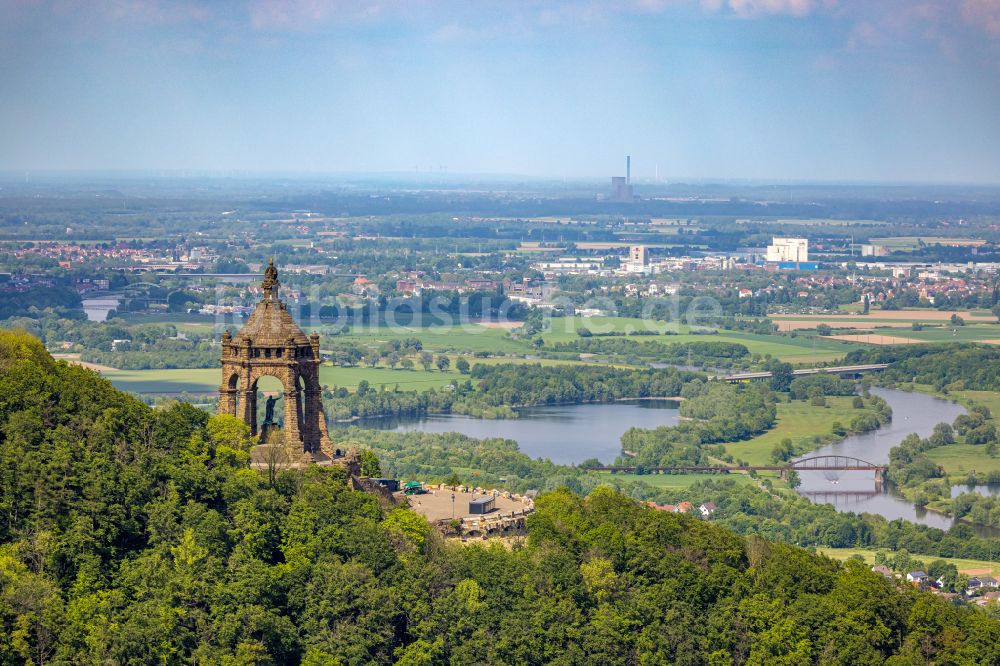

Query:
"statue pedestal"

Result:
[[259, 423, 280, 445]]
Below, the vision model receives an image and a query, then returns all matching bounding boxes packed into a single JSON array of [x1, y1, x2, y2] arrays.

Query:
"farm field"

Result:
[[773, 319, 913, 331], [91, 355, 607, 396], [826, 333, 922, 345], [99, 365, 464, 394], [890, 325, 1000, 343], [541, 316, 684, 343], [111, 313, 862, 364], [717, 330, 860, 362], [323, 322, 531, 355], [770, 309, 997, 323], [818, 548, 1000, 577], [826, 325, 1000, 345], [722, 397, 868, 466], [541, 317, 860, 363]]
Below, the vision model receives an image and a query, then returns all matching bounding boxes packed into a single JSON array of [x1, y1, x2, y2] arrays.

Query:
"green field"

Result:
[[882, 387, 1000, 481], [819, 548, 1000, 576], [327, 323, 531, 355], [926, 445, 1000, 481], [98, 356, 596, 395], [101, 368, 222, 394], [890, 325, 1000, 343], [541, 316, 684, 343], [542, 317, 859, 363], [723, 396, 867, 466], [952, 390, 1000, 417], [118, 313, 861, 365], [99, 364, 466, 394]]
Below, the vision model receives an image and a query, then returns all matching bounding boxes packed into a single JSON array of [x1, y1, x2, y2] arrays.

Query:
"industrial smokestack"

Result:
[[626, 155, 631, 185]]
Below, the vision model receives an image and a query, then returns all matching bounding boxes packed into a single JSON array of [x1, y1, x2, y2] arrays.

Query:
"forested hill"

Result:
[[3, 330, 1000, 664]]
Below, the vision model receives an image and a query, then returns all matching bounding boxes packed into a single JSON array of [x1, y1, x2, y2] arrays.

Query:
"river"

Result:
[[82, 297, 122, 322], [349, 387, 974, 529], [794, 387, 966, 529], [340, 400, 680, 465]]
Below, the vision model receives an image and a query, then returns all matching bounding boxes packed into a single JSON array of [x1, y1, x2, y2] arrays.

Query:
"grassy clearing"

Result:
[[328, 323, 531, 355], [101, 368, 221, 394], [723, 396, 867, 466], [926, 445, 1000, 480], [97, 355, 602, 395], [541, 316, 684, 343], [818, 548, 1000, 576], [951, 390, 1000, 417]]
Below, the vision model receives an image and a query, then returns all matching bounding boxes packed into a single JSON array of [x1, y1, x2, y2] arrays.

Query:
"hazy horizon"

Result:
[[2, 1, 999, 183]]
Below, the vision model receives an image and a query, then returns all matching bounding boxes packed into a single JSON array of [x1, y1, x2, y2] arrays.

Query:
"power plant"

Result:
[[610, 155, 635, 202]]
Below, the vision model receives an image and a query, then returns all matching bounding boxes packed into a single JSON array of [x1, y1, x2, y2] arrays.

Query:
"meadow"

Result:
[[722, 396, 868, 466], [91, 314, 871, 397], [541, 316, 861, 363], [99, 367, 222, 394], [95, 354, 602, 395], [818, 548, 1000, 577], [326, 322, 530, 354], [926, 445, 1000, 481], [120, 312, 865, 365]]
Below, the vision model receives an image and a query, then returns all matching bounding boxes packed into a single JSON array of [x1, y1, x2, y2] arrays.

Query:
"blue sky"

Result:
[[1, 0, 999, 182]]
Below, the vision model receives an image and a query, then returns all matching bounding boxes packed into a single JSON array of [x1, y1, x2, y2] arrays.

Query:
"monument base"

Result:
[[259, 422, 280, 444]]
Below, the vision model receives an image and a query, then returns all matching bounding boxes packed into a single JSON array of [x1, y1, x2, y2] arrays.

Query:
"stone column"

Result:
[[218, 375, 238, 416], [240, 388, 257, 435], [284, 386, 302, 449]]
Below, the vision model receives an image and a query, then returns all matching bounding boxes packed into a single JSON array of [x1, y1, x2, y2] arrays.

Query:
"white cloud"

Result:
[[962, 0, 1000, 36], [725, 0, 819, 17]]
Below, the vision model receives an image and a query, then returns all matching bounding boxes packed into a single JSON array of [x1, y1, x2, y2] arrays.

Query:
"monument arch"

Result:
[[218, 259, 333, 461]]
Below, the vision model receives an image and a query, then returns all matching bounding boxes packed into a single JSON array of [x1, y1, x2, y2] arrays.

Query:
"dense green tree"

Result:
[[4, 329, 1000, 665]]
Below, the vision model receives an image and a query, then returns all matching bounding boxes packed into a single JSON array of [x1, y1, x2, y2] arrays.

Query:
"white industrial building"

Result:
[[766, 237, 808, 263]]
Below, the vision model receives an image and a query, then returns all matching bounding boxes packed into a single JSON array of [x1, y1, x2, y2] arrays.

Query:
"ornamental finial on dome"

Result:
[[262, 257, 279, 297]]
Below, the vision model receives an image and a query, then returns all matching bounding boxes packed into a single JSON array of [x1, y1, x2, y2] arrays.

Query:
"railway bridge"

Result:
[[596, 455, 887, 489]]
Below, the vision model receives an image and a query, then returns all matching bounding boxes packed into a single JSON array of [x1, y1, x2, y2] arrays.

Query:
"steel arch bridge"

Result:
[[788, 455, 882, 471]]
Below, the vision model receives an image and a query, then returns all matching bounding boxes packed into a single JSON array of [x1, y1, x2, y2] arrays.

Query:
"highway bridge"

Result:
[[718, 363, 889, 383]]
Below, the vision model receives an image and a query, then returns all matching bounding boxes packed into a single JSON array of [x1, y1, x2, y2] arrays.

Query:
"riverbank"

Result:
[[720, 395, 886, 467], [333, 394, 683, 424], [880, 382, 1000, 484], [864, 381, 1000, 528]]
